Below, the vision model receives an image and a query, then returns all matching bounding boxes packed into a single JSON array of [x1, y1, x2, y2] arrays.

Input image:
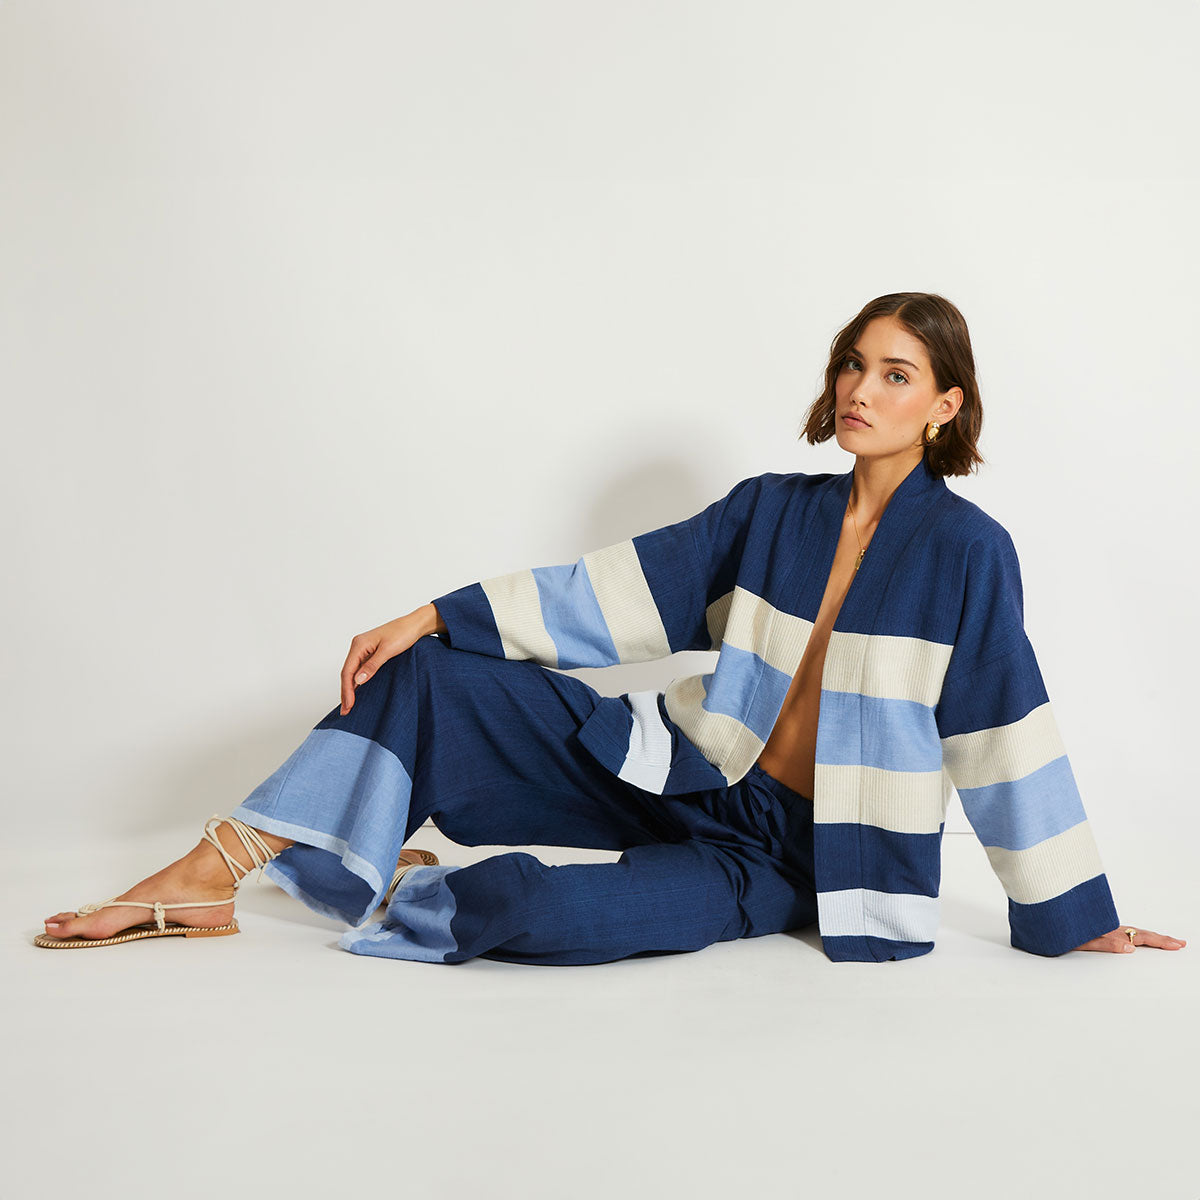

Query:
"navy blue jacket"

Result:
[[431, 456, 1120, 962]]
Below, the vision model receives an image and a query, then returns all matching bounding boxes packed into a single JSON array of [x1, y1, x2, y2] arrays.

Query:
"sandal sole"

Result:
[[33, 918, 240, 949], [401, 849, 440, 868]]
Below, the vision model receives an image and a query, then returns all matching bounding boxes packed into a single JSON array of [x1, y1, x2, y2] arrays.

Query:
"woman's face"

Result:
[[833, 314, 962, 458]]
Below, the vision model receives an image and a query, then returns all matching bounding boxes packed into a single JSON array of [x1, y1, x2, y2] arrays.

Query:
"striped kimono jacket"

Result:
[[429, 455, 1121, 963]]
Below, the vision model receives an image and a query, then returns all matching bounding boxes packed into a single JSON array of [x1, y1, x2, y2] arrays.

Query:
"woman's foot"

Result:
[[380, 847, 440, 908], [41, 821, 293, 942]]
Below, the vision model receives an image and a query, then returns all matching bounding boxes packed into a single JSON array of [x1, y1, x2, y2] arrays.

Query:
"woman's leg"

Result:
[[344, 742, 821, 966], [45, 637, 818, 963], [226, 634, 818, 965], [373, 834, 813, 966], [42, 635, 656, 943], [221, 634, 677, 933]]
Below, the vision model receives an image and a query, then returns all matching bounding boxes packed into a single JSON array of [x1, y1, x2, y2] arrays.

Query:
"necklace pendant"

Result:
[[854, 549, 865, 571]]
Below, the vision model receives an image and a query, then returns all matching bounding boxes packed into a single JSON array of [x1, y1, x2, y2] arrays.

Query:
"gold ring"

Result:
[[1125, 927, 1138, 944]]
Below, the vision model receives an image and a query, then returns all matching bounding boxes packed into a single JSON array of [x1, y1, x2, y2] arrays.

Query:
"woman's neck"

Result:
[[848, 451, 924, 525]]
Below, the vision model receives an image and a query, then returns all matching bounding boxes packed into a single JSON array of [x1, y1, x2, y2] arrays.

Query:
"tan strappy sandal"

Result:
[[33, 814, 282, 949], [383, 848, 440, 906]]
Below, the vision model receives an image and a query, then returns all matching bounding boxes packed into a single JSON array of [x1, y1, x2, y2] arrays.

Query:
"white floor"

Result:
[[4, 820, 1196, 1200]]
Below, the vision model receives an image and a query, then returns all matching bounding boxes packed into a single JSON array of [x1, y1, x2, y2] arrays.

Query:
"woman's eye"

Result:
[[843, 358, 907, 384]]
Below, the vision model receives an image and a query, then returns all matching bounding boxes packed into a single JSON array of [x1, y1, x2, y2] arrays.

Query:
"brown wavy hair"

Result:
[[798, 292, 985, 478]]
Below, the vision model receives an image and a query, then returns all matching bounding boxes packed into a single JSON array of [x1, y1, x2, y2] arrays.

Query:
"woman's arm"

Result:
[[420, 603, 447, 637], [426, 474, 763, 669], [935, 529, 1123, 956]]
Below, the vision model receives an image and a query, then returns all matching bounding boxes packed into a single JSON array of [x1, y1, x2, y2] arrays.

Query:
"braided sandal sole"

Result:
[[33, 917, 240, 949], [401, 849, 440, 868]]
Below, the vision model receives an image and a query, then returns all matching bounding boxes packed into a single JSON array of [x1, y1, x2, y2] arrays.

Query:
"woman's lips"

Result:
[[843, 414, 869, 428]]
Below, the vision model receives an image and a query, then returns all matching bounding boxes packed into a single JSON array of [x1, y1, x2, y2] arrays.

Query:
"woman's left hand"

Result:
[[1073, 925, 1187, 953]]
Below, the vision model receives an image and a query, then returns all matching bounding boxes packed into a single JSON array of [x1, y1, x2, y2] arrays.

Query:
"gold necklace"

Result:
[[847, 496, 866, 572]]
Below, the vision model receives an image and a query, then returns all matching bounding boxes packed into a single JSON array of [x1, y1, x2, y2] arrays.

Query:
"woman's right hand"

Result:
[[339, 605, 442, 715]]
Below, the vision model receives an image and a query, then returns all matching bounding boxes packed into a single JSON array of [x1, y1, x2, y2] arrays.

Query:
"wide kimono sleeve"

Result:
[[934, 527, 1121, 957], [427, 474, 763, 669]]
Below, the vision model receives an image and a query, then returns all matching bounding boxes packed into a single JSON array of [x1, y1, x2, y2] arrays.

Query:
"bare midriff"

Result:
[[754, 511, 870, 801]]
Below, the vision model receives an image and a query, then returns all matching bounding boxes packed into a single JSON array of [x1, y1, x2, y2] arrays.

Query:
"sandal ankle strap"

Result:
[[202, 814, 280, 889]]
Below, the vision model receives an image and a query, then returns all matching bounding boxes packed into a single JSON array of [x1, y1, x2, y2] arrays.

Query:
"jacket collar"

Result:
[[786, 454, 949, 632], [832, 450, 945, 508]]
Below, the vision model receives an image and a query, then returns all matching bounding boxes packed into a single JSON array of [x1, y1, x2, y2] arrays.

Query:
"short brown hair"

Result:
[[798, 292, 985, 478]]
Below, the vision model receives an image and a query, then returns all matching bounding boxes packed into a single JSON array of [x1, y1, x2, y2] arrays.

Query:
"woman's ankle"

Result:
[[185, 821, 294, 888]]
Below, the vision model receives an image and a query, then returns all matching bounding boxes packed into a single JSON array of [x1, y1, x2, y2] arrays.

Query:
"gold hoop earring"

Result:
[[923, 421, 941, 444]]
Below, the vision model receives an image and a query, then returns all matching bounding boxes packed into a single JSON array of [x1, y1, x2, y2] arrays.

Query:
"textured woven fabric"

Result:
[[429, 456, 1120, 961]]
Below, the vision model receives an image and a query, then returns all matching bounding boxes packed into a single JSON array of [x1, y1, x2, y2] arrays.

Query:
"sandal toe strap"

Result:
[[76, 896, 236, 931]]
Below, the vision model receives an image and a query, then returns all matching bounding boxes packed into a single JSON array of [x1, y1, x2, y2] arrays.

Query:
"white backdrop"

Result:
[[4, 7, 1200, 1200], [3, 0, 1196, 860]]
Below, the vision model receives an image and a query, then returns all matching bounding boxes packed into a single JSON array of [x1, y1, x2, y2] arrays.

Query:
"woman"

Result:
[[37, 293, 1186, 963]]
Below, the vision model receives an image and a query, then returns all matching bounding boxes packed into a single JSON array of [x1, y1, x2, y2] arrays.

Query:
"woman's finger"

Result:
[[1128, 927, 1187, 950], [339, 614, 421, 715], [1070, 924, 1186, 954], [1102, 925, 1187, 952], [350, 653, 386, 692], [340, 638, 375, 714]]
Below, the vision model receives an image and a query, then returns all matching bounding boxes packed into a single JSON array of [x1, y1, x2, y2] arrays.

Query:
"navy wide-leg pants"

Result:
[[229, 635, 818, 966]]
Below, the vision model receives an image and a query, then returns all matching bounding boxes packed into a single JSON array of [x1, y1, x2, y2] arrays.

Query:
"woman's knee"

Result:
[[367, 632, 446, 695]]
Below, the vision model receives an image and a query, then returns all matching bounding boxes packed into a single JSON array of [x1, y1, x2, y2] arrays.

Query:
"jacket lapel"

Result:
[[776, 455, 946, 629], [828, 455, 947, 633]]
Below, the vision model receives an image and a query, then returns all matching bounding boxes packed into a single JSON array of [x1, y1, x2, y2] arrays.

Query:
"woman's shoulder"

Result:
[[711, 469, 824, 514], [743, 470, 840, 522], [936, 483, 1019, 557]]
